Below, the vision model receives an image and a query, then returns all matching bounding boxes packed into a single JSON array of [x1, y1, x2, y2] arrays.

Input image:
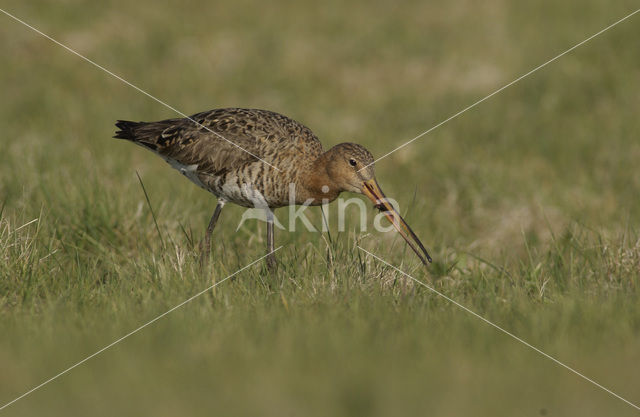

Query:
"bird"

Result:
[[114, 108, 431, 269]]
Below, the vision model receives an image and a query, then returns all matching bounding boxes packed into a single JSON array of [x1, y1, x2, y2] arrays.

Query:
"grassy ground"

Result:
[[1, 0, 640, 415]]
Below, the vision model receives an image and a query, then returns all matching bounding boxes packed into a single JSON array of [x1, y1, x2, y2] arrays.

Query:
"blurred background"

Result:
[[1, 0, 639, 415]]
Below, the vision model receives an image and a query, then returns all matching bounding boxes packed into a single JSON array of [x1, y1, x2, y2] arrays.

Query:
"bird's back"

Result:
[[114, 108, 324, 207]]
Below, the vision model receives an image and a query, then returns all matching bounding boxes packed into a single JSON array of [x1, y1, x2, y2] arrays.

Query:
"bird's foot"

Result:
[[266, 253, 278, 273], [199, 239, 212, 267]]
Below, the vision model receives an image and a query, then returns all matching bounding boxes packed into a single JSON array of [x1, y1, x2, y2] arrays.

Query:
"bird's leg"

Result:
[[266, 208, 277, 272], [200, 200, 225, 265]]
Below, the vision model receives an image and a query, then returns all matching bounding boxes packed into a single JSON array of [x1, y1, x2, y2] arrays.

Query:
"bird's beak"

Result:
[[361, 179, 432, 265]]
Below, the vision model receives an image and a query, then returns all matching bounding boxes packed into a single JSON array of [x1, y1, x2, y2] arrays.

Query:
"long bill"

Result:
[[362, 179, 432, 265]]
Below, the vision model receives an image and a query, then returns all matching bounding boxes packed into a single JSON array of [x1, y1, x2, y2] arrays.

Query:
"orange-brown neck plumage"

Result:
[[298, 148, 343, 205]]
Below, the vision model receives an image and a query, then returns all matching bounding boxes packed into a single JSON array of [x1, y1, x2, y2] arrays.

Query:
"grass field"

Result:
[[1, 0, 640, 415]]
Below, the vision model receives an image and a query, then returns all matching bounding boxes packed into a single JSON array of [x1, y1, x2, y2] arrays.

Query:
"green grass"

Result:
[[1, 0, 640, 415]]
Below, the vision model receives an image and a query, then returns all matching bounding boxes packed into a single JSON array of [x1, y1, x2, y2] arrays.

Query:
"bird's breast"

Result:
[[195, 162, 309, 208]]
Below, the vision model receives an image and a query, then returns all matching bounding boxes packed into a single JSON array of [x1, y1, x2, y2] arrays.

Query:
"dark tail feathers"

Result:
[[114, 120, 144, 141]]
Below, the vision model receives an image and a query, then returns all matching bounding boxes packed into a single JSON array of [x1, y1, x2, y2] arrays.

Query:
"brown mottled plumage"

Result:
[[114, 108, 431, 269]]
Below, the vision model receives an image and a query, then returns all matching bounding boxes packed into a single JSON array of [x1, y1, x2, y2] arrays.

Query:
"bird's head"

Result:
[[325, 143, 376, 193], [325, 142, 432, 265]]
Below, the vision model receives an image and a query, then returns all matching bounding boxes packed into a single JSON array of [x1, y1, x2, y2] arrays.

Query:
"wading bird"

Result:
[[114, 108, 431, 269]]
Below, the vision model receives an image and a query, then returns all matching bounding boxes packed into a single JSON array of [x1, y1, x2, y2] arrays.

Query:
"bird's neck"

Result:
[[298, 150, 341, 205]]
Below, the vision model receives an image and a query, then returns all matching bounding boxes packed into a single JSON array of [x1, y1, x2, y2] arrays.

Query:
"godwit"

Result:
[[114, 108, 431, 269]]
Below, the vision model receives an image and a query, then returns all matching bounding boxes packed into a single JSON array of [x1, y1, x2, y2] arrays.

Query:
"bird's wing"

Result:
[[115, 108, 323, 175]]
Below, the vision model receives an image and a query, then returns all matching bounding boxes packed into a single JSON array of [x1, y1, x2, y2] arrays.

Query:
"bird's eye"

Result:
[[349, 158, 357, 167]]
